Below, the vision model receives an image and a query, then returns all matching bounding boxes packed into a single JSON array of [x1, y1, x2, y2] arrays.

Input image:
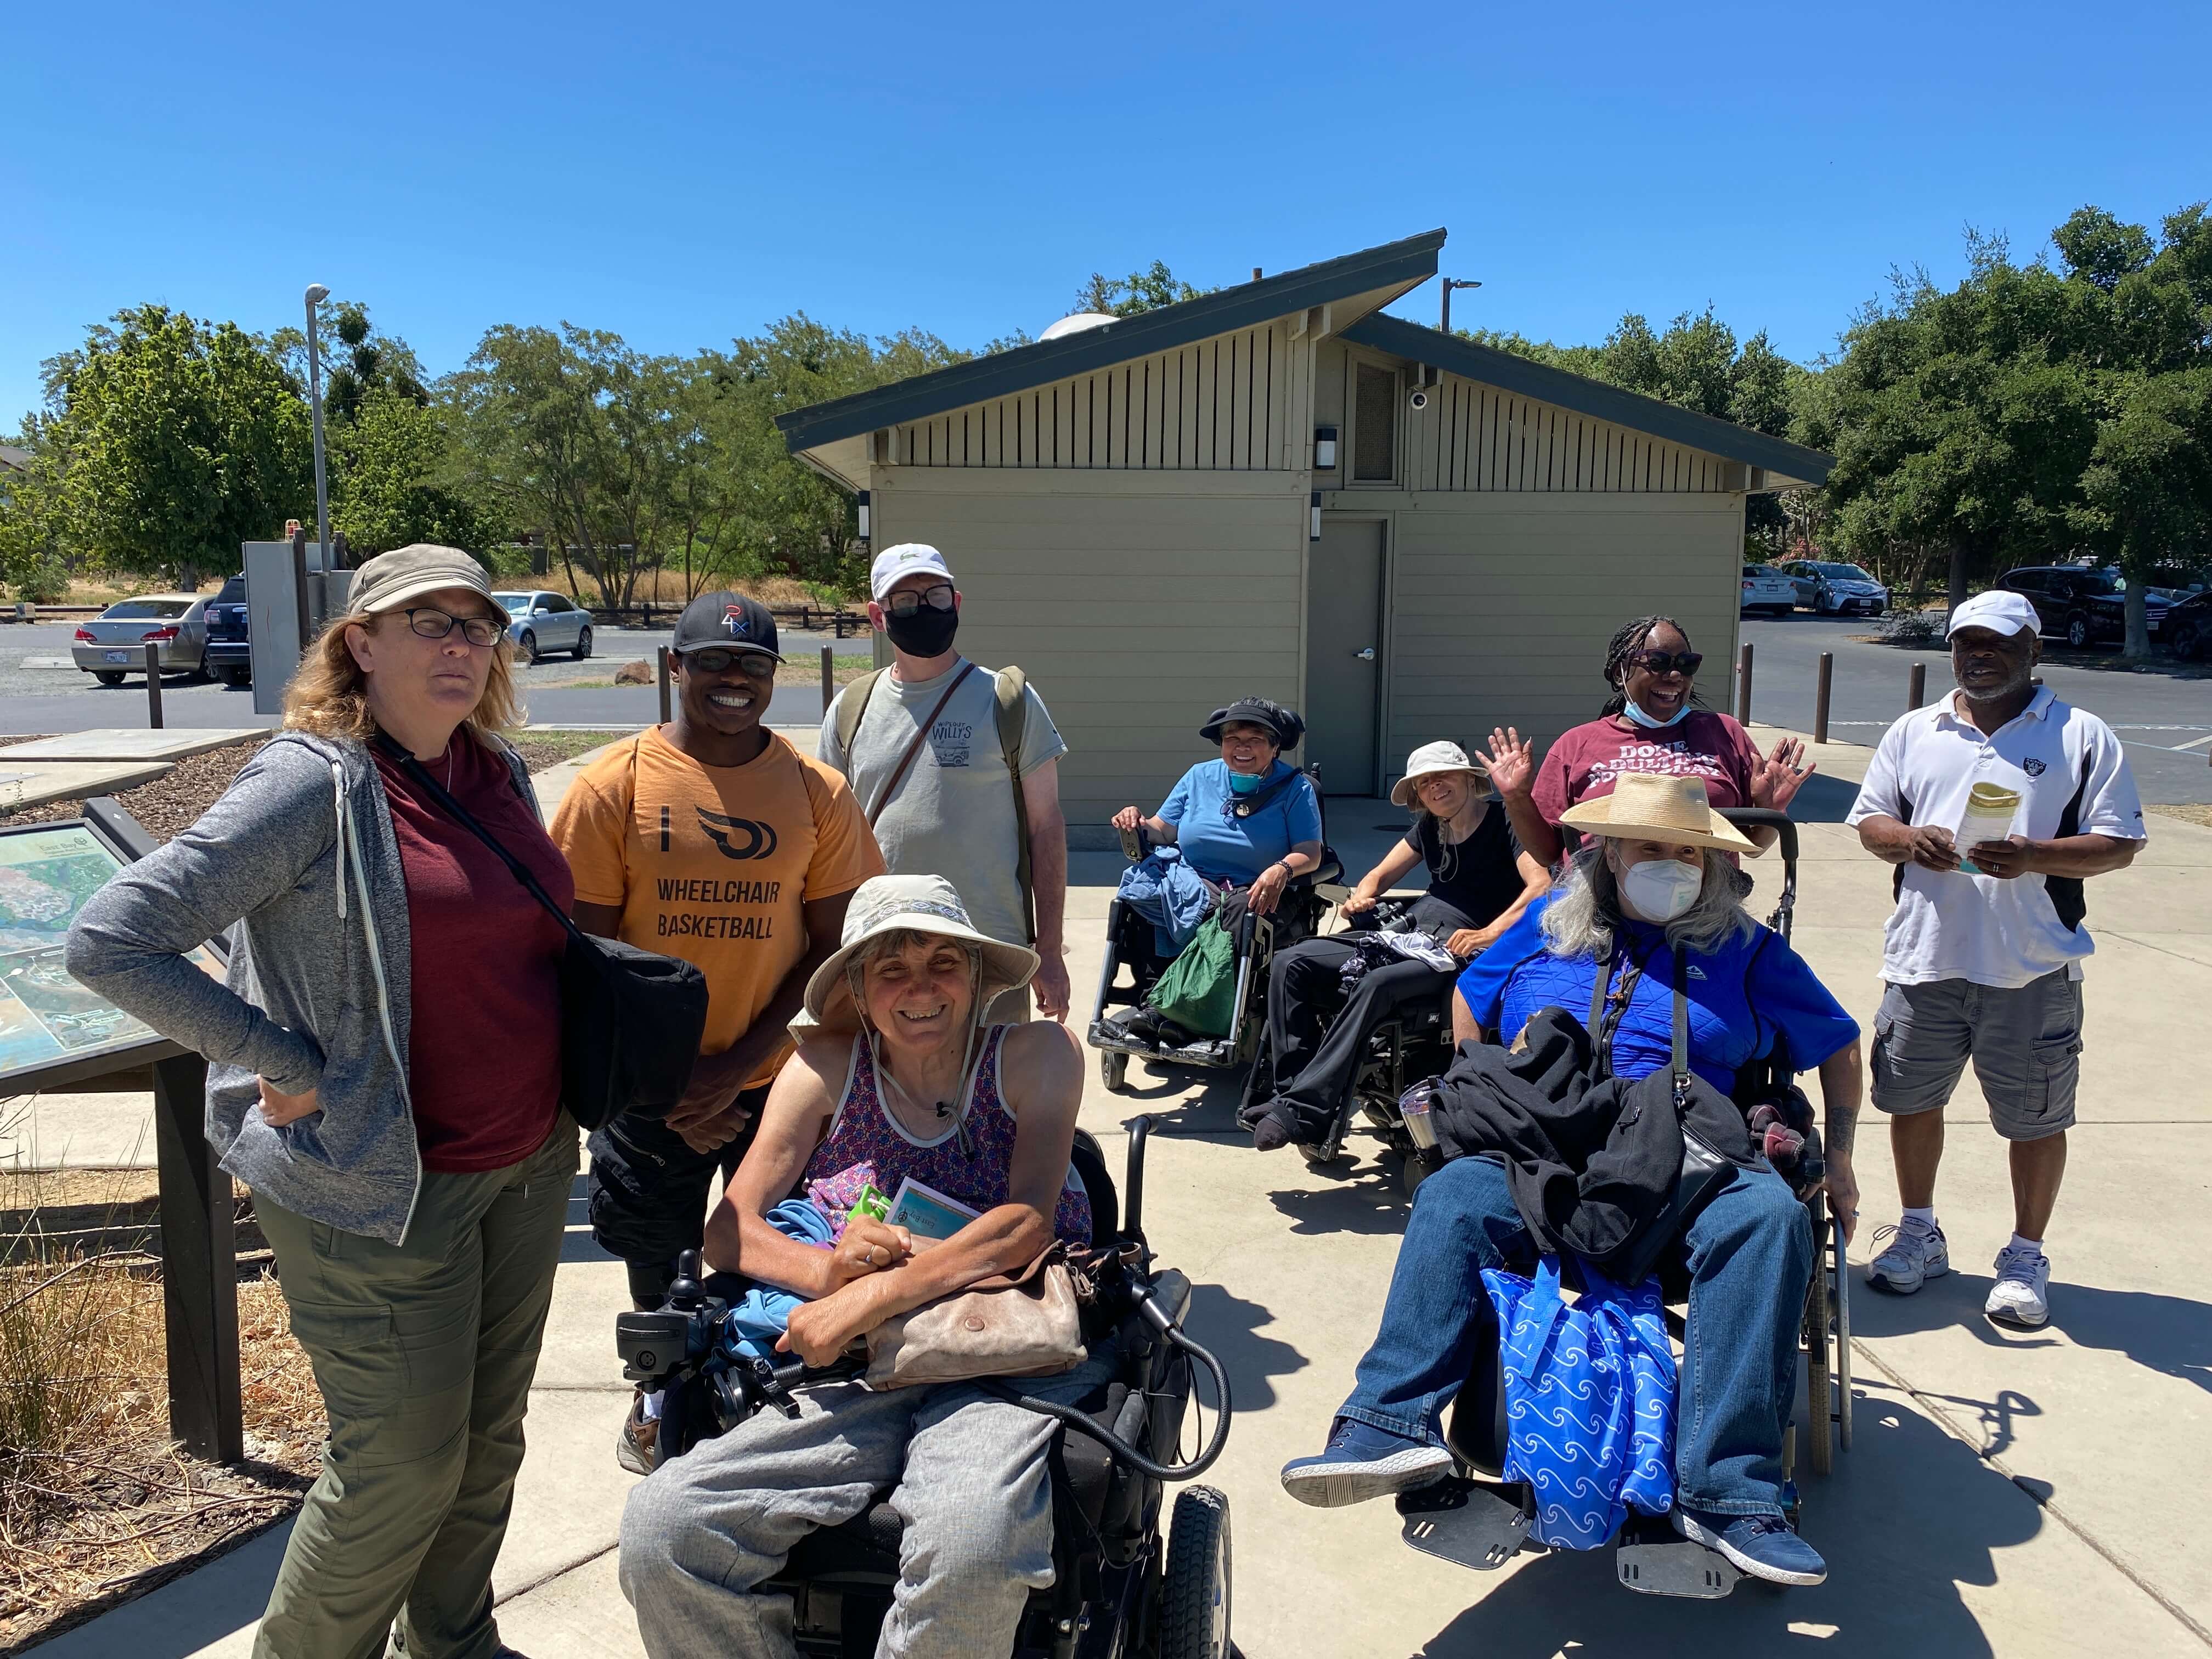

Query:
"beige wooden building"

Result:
[[777, 229, 1831, 836]]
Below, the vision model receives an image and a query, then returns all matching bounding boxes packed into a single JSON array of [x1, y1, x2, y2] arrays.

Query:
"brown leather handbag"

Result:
[[864, 1243, 1087, 1390]]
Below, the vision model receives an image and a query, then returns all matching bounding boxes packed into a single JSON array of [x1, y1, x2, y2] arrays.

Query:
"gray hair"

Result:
[[851, 927, 981, 977], [1539, 841, 1755, 961]]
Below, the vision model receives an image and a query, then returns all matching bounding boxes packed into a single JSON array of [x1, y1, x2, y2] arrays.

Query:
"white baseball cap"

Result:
[[870, 543, 955, 602], [1946, 590, 2041, 639]]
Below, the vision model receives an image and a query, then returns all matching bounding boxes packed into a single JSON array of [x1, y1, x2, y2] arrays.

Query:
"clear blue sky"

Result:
[[7, 0, 2208, 428]]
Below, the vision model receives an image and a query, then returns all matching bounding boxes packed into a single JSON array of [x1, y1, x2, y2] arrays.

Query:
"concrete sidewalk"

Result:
[[32, 724, 2212, 1657]]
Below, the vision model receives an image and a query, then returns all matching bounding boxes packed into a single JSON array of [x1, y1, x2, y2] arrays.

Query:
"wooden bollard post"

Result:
[[657, 646, 673, 725], [1908, 661, 1927, 711], [820, 645, 834, 716], [145, 641, 164, 729], [1735, 642, 1754, 725], [1814, 652, 1833, 744]]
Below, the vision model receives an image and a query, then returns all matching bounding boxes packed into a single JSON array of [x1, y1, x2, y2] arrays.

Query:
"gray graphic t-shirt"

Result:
[[819, 657, 1067, 947]]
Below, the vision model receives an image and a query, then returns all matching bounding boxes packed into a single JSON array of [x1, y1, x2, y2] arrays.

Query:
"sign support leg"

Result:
[[154, 1051, 242, 1462]]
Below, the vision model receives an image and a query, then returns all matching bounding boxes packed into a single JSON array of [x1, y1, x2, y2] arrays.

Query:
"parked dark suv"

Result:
[[1995, 566, 2169, 651], [2165, 589, 2211, 661], [204, 573, 251, 686]]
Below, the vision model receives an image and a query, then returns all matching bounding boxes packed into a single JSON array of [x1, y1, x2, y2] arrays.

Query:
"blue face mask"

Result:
[[1228, 769, 1265, 795], [1621, 698, 1690, 730]]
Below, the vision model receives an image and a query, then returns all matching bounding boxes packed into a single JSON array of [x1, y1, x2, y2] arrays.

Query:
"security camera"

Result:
[[1408, 387, 1430, 412]]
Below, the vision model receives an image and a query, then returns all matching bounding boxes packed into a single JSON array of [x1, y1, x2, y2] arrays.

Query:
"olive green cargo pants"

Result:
[[253, 1115, 578, 1659]]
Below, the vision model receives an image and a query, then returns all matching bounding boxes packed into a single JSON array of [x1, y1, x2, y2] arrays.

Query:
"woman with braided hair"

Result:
[[1488, 613, 1815, 868]]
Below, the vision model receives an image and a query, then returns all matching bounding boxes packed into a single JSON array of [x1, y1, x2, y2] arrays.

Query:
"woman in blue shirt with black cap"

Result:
[[1110, 696, 1325, 917]]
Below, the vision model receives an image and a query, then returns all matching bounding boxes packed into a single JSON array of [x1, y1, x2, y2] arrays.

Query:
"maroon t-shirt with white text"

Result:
[[1532, 710, 1762, 829], [373, 732, 572, 1173]]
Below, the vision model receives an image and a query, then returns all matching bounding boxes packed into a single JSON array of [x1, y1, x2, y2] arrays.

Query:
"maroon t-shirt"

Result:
[[1532, 710, 1762, 827], [374, 733, 572, 1173]]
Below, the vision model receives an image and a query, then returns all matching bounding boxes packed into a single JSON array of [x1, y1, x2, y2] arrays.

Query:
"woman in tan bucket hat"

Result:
[[1281, 772, 1867, 1591]]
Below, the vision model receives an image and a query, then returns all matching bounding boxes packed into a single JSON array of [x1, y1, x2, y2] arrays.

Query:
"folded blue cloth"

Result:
[[723, 1198, 836, 1362], [1115, 845, 1217, 955]]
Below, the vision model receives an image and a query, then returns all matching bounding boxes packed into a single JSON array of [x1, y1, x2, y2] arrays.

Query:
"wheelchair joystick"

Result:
[[668, 1250, 707, 1310]]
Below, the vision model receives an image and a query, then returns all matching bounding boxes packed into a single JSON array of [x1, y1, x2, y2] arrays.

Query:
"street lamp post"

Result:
[[1439, 277, 1483, 334], [303, 284, 332, 573]]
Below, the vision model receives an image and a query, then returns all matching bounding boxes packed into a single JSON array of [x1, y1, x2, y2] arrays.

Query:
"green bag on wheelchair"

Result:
[[1144, 913, 1239, 1037]]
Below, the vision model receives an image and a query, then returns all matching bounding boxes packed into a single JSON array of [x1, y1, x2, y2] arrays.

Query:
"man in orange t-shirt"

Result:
[[551, 594, 882, 1378]]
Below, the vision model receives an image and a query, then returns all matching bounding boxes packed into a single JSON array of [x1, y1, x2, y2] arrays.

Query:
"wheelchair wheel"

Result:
[[1833, 1214, 1854, 1453], [1802, 1191, 1833, 1477], [1161, 1485, 1232, 1659], [1102, 1048, 1130, 1093]]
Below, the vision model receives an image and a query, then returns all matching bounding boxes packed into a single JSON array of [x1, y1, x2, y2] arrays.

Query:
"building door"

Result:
[[1305, 520, 1384, 795]]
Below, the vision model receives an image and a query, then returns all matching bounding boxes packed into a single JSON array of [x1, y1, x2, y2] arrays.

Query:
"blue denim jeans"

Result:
[[1338, 1153, 1813, 1517]]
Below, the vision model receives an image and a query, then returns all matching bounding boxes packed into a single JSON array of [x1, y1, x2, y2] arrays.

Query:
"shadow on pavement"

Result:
[[1413, 1379, 2040, 1659], [1112, 1065, 1249, 1134], [1852, 1263, 2212, 1396], [1183, 1283, 1307, 1411], [1265, 1160, 1413, 1237], [1782, 771, 1863, 824]]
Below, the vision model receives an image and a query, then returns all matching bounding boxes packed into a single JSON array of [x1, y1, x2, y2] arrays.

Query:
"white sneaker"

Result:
[[1985, 1244, 2052, 1329], [1866, 1218, 1949, 1295]]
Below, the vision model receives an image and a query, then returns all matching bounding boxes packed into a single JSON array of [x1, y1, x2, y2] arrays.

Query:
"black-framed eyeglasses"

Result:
[[1629, 650, 1704, 678], [681, 647, 779, 677], [403, 608, 504, 647], [882, 583, 955, 619]]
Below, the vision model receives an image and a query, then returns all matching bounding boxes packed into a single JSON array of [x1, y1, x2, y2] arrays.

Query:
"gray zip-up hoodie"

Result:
[[66, 729, 542, 1244]]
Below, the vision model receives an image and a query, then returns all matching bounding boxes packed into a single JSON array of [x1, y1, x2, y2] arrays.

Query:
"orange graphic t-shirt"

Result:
[[549, 727, 883, 1086]]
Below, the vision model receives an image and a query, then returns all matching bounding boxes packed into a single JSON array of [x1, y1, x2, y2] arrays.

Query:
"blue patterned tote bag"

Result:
[[1480, 1256, 1678, 1549]]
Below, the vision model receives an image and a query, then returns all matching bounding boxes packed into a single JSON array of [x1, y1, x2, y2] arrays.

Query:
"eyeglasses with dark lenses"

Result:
[[684, 648, 778, 677], [403, 608, 505, 647], [1630, 650, 1704, 678], [882, 583, 955, 619]]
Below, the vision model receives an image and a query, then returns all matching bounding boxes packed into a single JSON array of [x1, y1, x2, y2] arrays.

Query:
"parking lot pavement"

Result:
[[1739, 614, 2212, 804]]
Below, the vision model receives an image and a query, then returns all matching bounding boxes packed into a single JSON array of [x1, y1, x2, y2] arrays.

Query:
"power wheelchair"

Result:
[[1088, 765, 1342, 1094], [1385, 808, 1854, 1599], [612, 1116, 1240, 1658]]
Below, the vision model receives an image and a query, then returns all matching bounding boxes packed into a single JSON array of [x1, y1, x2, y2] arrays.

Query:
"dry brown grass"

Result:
[[0, 1158, 320, 1651], [576, 569, 845, 612], [2148, 802, 2212, 828]]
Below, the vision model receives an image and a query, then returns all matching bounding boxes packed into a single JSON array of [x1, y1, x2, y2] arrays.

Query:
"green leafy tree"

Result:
[[328, 389, 505, 557], [0, 417, 72, 601], [1072, 261, 1215, 318], [30, 306, 311, 589]]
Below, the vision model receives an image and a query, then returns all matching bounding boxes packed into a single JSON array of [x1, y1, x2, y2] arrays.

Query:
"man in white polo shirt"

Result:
[[1846, 590, 2146, 1328]]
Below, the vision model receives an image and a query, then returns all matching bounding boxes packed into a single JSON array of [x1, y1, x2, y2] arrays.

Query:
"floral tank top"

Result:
[[802, 1025, 1092, 1246]]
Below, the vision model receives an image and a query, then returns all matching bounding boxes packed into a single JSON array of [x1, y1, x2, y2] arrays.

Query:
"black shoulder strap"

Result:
[[1232, 764, 1307, 820]]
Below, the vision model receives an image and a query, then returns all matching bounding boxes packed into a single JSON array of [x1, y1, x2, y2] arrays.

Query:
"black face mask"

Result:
[[885, 605, 958, 658]]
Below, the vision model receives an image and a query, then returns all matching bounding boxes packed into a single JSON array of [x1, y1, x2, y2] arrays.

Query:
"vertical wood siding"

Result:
[[890, 324, 1298, 471], [1401, 373, 1732, 492]]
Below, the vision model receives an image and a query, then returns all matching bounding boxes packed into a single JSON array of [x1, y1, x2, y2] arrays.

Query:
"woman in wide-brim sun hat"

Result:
[[619, 871, 1102, 1654]]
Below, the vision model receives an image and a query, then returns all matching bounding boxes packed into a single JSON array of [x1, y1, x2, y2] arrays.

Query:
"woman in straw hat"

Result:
[[619, 873, 1104, 1658], [1245, 739, 1549, 1154], [1280, 774, 1864, 1590]]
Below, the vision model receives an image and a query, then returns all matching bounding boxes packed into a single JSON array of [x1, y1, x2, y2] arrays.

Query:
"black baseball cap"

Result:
[[672, 591, 783, 661], [1199, 697, 1305, 749]]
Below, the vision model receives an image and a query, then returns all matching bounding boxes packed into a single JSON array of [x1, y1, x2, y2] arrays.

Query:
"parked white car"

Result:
[[493, 590, 595, 662], [1740, 565, 1797, 617]]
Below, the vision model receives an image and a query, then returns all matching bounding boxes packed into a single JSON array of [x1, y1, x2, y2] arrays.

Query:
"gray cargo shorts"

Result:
[[1869, 970, 2083, 1141]]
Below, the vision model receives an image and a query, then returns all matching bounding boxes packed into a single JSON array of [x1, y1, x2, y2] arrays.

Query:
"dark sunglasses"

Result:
[[1629, 649, 1703, 678], [402, 608, 504, 647], [882, 583, 955, 619], [682, 647, 778, 676]]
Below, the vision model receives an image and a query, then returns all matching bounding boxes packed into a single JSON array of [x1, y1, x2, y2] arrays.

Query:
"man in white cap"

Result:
[[1847, 589, 2146, 1328], [821, 544, 1073, 1021]]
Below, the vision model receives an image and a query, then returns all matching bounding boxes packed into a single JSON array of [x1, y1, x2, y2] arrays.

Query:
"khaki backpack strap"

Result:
[[995, 666, 1035, 944], [833, 667, 887, 758]]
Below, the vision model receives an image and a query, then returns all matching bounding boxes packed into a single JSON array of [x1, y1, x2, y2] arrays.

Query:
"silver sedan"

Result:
[[72, 594, 211, 684], [493, 590, 595, 663]]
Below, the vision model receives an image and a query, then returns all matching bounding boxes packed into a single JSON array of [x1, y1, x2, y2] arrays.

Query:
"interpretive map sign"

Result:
[[0, 820, 218, 1079]]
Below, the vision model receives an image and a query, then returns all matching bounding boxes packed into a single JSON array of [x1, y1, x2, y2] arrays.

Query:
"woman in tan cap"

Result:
[[1280, 773, 1864, 1591], [68, 545, 576, 1657], [621, 874, 1104, 1658]]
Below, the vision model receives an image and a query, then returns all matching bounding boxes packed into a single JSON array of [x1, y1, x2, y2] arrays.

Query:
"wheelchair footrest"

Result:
[[1397, 1477, 1532, 1572], [1615, 1516, 1741, 1600]]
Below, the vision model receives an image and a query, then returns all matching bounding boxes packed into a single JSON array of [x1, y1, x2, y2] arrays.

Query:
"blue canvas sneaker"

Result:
[[1279, 1418, 1453, 1508], [1674, 1508, 1829, 1585]]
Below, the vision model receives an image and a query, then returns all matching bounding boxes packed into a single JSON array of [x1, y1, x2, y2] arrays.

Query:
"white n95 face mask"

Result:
[[1620, 857, 1703, 923]]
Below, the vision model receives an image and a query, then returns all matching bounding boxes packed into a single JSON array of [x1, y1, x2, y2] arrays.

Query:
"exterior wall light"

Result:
[[856, 490, 871, 541], [1311, 491, 1323, 541], [1314, 425, 1338, 469]]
